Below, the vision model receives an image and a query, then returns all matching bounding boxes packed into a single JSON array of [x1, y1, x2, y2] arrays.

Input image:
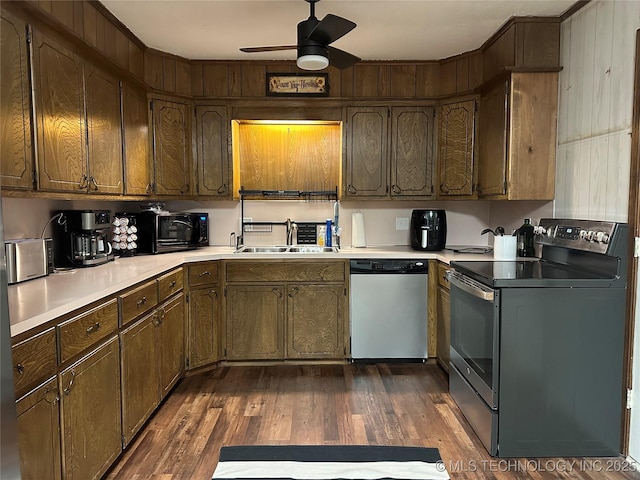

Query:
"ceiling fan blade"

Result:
[[309, 14, 356, 45], [240, 45, 297, 53], [327, 46, 360, 69]]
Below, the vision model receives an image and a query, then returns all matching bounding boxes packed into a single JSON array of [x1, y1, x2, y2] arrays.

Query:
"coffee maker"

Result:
[[51, 210, 114, 267], [410, 209, 447, 251]]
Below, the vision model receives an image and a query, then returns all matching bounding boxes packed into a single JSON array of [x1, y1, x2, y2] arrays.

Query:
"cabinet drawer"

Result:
[[226, 261, 345, 283], [188, 262, 218, 287], [59, 299, 119, 364], [158, 268, 183, 301], [120, 280, 158, 326], [12, 327, 57, 397], [438, 262, 450, 289]]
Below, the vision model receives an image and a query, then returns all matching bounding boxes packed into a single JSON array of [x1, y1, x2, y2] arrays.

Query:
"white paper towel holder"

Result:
[[352, 212, 366, 247]]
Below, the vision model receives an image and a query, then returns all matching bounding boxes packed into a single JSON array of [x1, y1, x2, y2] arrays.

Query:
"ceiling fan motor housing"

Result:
[[297, 18, 329, 64]]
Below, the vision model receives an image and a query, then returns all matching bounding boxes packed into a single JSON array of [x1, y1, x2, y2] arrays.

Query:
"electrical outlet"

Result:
[[396, 217, 409, 231]]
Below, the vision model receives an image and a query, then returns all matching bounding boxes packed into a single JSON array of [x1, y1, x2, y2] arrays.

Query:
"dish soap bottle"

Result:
[[516, 218, 535, 257]]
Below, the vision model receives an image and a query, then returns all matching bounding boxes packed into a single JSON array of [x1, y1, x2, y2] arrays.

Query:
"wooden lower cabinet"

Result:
[[16, 377, 62, 480], [59, 336, 121, 480], [287, 284, 346, 359], [226, 285, 285, 360], [120, 312, 159, 446], [158, 293, 185, 396], [436, 262, 451, 372], [188, 286, 220, 368]]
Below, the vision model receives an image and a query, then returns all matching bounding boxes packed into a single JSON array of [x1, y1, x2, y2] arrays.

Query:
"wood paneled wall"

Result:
[[4, 1, 561, 100], [555, 0, 640, 221]]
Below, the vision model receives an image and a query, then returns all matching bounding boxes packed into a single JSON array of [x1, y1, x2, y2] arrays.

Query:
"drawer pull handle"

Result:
[[63, 369, 76, 395], [169, 280, 177, 288], [86, 322, 101, 335], [15, 363, 24, 375], [137, 296, 147, 307], [272, 287, 283, 299], [199, 271, 211, 277]]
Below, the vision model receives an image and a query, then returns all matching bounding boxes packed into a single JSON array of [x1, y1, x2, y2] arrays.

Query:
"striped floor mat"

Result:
[[212, 445, 451, 480]]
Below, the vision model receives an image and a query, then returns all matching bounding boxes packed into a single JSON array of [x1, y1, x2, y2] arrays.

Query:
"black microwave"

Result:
[[136, 212, 209, 254]]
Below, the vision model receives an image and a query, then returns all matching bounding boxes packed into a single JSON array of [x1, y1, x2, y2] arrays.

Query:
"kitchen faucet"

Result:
[[285, 218, 297, 245]]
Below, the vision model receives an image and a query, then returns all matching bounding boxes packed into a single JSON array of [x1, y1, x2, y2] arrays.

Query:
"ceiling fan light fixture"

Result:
[[297, 54, 329, 70]]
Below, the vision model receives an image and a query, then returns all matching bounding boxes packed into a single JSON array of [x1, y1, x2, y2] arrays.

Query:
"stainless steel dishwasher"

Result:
[[349, 259, 428, 361]]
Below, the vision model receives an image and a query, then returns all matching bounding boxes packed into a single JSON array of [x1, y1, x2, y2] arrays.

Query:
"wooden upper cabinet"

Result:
[[390, 106, 435, 198], [477, 72, 558, 200], [151, 98, 191, 195], [122, 84, 152, 195], [84, 63, 123, 194], [438, 100, 477, 198], [345, 106, 388, 197], [0, 10, 33, 190], [195, 105, 230, 197], [31, 29, 87, 193]]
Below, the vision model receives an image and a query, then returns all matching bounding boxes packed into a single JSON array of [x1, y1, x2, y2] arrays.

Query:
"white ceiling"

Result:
[[100, 0, 576, 63]]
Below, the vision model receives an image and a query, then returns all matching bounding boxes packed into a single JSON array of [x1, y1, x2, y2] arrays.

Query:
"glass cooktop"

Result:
[[450, 260, 620, 288]]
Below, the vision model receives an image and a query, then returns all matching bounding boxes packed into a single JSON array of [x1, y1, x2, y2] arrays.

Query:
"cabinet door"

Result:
[[84, 63, 123, 194], [345, 106, 388, 197], [60, 337, 121, 480], [158, 293, 185, 397], [16, 377, 61, 480], [152, 99, 190, 195], [120, 312, 159, 447], [477, 79, 509, 197], [195, 105, 230, 197], [188, 286, 219, 368], [122, 84, 151, 195], [31, 30, 87, 192], [390, 106, 434, 198], [226, 285, 284, 360], [0, 10, 33, 190], [436, 285, 450, 372], [286, 284, 346, 359], [438, 100, 476, 197]]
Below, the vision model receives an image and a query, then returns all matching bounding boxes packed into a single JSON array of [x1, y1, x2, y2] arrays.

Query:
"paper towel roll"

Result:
[[352, 212, 366, 247]]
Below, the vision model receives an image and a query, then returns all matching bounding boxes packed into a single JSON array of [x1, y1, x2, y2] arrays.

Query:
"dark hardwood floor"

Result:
[[105, 362, 640, 480]]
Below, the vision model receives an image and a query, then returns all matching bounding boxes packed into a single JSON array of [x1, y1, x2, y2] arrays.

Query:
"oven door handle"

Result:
[[446, 270, 495, 301]]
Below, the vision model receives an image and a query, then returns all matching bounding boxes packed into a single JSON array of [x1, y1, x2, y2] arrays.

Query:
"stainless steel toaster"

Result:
[[5, 238, 54, 284]]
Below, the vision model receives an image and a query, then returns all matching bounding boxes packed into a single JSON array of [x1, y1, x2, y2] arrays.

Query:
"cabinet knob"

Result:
[[391, 184, 401, 194], [208, 289, 217, 299], [288, 286, 299, 298], [44, 387, 60, 405], [217, 184, 227, 194], [15, 363, 24, 375], [146, 183, 153, 194], [272, 287, 283, 299], [179, 184, 190, 194], [137, 296, 147, 307], [347, 185, 357, 194], [169, 280, 177, 289]]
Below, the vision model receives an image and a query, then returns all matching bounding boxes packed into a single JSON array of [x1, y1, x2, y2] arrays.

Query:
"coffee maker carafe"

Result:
[[52, 210, 114, 267], [410, 209, 447, 251]]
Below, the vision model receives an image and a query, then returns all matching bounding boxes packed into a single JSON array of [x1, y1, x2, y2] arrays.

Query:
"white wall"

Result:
[[559, 0, 640, 461]]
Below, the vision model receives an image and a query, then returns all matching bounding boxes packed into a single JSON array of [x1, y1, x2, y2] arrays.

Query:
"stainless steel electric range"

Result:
[[448, 218, 629, 458]]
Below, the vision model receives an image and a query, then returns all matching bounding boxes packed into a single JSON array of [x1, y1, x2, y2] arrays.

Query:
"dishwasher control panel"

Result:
[[350, 259, 429, 274]]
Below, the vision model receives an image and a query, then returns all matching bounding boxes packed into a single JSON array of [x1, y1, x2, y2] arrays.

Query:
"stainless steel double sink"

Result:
[[235, 245, 338, 253]]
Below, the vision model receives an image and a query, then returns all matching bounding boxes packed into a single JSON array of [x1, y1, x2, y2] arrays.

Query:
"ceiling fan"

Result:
[[239, 0, 360, 70]]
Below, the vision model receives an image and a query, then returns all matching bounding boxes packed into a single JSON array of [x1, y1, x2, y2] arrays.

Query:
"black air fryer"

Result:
[[410, 209, 447, 251]]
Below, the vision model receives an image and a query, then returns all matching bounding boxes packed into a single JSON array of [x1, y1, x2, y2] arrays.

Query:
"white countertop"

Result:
[[8, 245, 492, 338]]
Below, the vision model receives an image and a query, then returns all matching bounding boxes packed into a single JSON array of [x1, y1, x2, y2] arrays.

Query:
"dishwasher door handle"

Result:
[[447, 270, 495, 302]]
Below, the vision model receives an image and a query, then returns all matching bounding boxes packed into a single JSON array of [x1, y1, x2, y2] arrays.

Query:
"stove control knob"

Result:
[[602, 233, 610, 244], [579, 230, 588, 240], [586, 230, 596, 241], [595, 231, 607, 243]]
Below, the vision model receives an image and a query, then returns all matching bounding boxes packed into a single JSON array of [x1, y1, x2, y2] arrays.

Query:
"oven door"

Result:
[[156, 214, 195, 249], [447, 270, 500, 409]]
